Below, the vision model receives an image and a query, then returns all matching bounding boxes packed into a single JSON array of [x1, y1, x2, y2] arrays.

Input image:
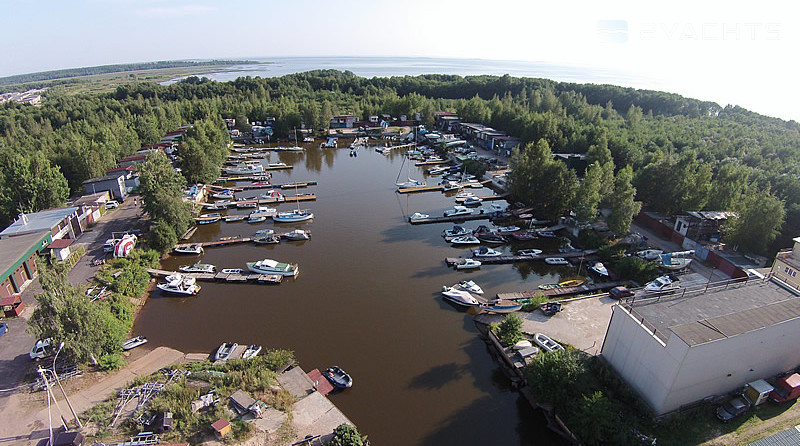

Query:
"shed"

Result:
[[0, 294, 25, 317], [47, 238, 74, 261], [745, 379, 775, 406], [211, 418, 231, 438]]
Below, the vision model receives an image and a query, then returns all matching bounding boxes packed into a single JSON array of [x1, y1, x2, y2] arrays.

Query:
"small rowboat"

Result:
[[324, 366, 353, 389], [122, 336, 148, 351]]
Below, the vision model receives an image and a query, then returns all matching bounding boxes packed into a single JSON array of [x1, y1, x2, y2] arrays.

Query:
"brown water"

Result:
[[134, 144, 574, 445]]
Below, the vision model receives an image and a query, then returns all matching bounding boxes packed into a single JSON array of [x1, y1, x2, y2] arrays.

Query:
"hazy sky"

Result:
[[2, 0, 797, 120]]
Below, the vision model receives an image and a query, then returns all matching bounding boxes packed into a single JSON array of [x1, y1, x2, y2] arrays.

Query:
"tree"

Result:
[[330, 424, 364, 446], [707, 160, 749, 210], [496, 313, 524, 347], [138, 151, 193, 251], [0, 148, 69, 226], [724, 190, 785, 254], [509, 139, 578, 220], [607, 166, 641, 235], [573, 162, 604, 222], [525, 349, 587, 409], [149, 219, 178, 254]]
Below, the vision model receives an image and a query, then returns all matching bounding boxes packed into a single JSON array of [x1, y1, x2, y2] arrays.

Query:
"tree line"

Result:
[[1, 70, 798, 253]]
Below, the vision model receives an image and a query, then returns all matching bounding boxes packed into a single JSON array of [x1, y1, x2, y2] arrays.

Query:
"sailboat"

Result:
[[396, 127, 425, 189], [273, 182, 314, 223]]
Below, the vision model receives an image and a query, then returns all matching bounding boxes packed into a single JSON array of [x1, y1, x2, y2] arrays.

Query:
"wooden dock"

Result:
[[497, 281, 623, 300], [198, 237, 252, 248], [445, 250, 598, 266], [396, 185, 444, 194], [264, 164, 293, 170], [306, 369, 335, 396], [409, 212, 498, 225], [147, 268, 282, 284], [415, 159, 449, 166], [454, 194, 508, 203]]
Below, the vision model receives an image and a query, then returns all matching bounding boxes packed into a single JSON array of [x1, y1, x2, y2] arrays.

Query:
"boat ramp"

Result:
[[147, 268, 283, 285], [445, 250, 598, 266], [496, 281, 624, 300]]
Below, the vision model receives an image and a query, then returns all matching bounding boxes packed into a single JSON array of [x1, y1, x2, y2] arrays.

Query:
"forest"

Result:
[[0, 69, 798, 254]]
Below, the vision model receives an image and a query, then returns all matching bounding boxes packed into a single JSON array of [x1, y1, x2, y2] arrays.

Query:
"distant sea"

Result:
[[163, 56, 651, 89]]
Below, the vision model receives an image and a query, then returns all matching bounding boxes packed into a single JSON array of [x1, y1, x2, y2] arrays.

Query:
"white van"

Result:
[[29, 338, 54, 360]]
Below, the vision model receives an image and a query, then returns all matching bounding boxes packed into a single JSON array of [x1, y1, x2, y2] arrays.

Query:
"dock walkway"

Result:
[[496, 281, 623, 300], [147, 268, 282, 284], [445, 250, 598, 266], [409, 211, 507, 225]]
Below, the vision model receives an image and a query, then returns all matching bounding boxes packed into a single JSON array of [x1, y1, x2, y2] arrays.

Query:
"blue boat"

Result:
[[324, 366, 353, 389], [273, 209, 314, 223]]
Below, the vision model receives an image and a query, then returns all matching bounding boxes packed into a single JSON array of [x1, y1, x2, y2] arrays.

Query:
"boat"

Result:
[[533, 333, 565, 352], [225, 163, 264, 175], [589, 262, 609, 276], [476, 232, 506, 244], [173, 244, 204, 255], [225, 215, 246, 222], [164, 272, 190, 284], [450, 235, 480, 245], [455, 280, 484, 295], [282, 229, 311, 241], [544, 257, 570, 265], [248, 206, 276, 222], [558, 279, 585, 288], [196, 213, 221, 224], [538, 283, 561, 290], [256, 274, 282, 284], [496, 225, 521, 234], [537, 230, 557, 238], [253, 234, 280, 244], [241, 345, 262, 360], [220, 268, 244, 274], [178, 262, 216, 273], [657, 253, 693, 270], [260, 189, 285, 201], [517, 249, 543, 256], [427, 166, 447, 175], [441, 286, 480, 306], [247, 214, 267, 223], [122, 336, 148, 351], [454, 258, 482, 269], [247, 259, 300, 276], [637, 249, 664, 261], [462, 179, 482, 188], [324, 366, 353, 389], [455, 191, 475, 199], [444, 206, 471, 217], [481, 300, 523, 314], [103, 238, 120, 253], [205, 203, 230, 210], [267, 161, 289, 169], [442, 225, 471, 239], [214, 342, 239, 362], [442, 181, 461, 192], [462, 196, 483, 206], [156, 275, 201, 295], [645, 275, 680, 293], [253, 229, 275, 237], [510, 230, 539, 241], [410, 212, 429, 221], [395, 148, 425, 189], [113, 234, 137, 258], [473, 246, 502, 257], [303, 137, 314, 142], [273, 208, 314, 223], [251, 180, 271, 187], [212, 191, 234, 200], [236, 202, 257, 209]]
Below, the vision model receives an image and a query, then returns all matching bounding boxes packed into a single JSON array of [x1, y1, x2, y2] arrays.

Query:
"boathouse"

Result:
[[601, 247, 800, 415]]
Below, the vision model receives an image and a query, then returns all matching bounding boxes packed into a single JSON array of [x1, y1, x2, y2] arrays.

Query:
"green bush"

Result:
[[496, 313, 524, 347], [613, 256, 660, 285], [330, 424, 364, 446], [577, 229, 608, 249], [98, 352, 125, 370]]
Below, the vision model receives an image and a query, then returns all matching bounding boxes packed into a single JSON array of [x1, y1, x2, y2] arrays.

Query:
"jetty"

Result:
[[396, 184, 444, 194], [147, 268, 282, 284], [409, 211, 507, 225], [414, 159, 449, 166], [496, 281, 624, 300], [445, 250, 598, 266], [207, 181, 317, 192], [454, 194, 507, 203]]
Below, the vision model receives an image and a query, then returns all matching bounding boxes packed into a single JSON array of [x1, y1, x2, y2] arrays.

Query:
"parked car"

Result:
[[105, 200, 119, 209], [770, 373, 800, 403], [609, 286, 634, 299], [0, 322, 7, 337], [29, 338, 54, 360], [716, 396, 750, 422]]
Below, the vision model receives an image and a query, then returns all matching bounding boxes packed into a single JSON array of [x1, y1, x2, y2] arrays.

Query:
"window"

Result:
[[785, 267, 797, 277]]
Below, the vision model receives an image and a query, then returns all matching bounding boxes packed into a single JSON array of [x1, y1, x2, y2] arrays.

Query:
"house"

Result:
[[106, 166, 140, 191], [0, 231, 51, 298], [674, 211, 737, 243], [118, 154, 147, 168], [47, 238, 74, 262], [772, 237, 800, 291], [0, 207, 83, 240], [434, 112, 461, 132], [329, 115, 359, 129], [83, 174, 127, 201], [601, 249, 800, 415]]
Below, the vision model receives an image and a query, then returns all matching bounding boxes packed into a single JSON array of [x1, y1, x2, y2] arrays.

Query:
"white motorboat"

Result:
[[450, 235, 480, 245], [253, 234, 280, 244], [589, 262, 609, 276], [156, 275, 201, 295], [212, 191, 234, 200], [496, 225, 521, 234], [444, 206, 471, 217], [463, 179, 482, 188], [173, 244, 204, 255], [533, 333, 565, 352], [462, 196, 483, 206], [214, 342, 238, 361], [473, 246, 502, 257], [220, 268, 244, 274], [637, 249, 664, 261], [260, 189, 285, 202], [442, 181, 461, 192], [196, 213, 222, 224], [178, 263, 216, 273], [544, 257, 570, 265], [253, 229, 275, 237], [455, 280, 484, 295], [226, 163, 264, 175], [247, 215, 267, 223], [282, 229, 311, 241], [454, 258, 482, 269], [645, 275, 680, 293], [396, 179, 426, 189], [517, 249, 543, 257], [441, 286, 480, 307], [427, 166, 447, 175], [247, 259, 300, 276], [122, 336, 148, 351], [442, 225, 471, 239], [410, 212, 430, 220], [455, 191, 475, 199], [273, 209, 314, 223], [267, 162, 289, 168], [241, 344, 262, 359]]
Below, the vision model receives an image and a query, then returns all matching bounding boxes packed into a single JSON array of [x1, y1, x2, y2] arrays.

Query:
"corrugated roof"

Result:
[[0, 207, 78, 236], [747, 425, 800, 446], [0, 231, 51, 279], [671, 297, 800, 346]]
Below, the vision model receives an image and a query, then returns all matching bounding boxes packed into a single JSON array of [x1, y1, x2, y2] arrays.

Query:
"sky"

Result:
[[1, 0, 798, 121]]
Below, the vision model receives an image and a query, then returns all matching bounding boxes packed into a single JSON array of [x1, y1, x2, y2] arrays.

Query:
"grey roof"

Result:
[[629, 279, 798, 346], [0, 231, 50, 278], [0, 207, 78, 237], [82, 175, 124, 184], [747, 425, 800, 446]]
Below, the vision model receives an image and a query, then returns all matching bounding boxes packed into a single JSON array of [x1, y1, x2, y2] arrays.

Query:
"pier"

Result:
[[147, 268, 283, 284], [444, 250, 598, 266], [496, 281, 624, 300], [409, 211, 506, 225], [396, 184, 444, 194], [454, 194, 507, 203]]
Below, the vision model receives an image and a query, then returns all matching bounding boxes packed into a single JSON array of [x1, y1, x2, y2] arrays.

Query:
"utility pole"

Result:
[[52, 342, 83, 429]]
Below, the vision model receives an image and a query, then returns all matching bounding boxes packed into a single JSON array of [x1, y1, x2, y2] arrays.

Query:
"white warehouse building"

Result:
[[601, 261, 800, 415]]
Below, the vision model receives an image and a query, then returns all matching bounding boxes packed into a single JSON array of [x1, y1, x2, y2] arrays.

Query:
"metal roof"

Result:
[[747, 425, 800, 446], [0, 231, 51, 279], [0, 207, 78, 237]]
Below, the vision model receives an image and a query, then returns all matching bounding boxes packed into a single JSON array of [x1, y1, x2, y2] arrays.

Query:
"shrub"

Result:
[[496, 313, 524, 347], [330, 424, 364, 446], [613, 256, 660, 285]]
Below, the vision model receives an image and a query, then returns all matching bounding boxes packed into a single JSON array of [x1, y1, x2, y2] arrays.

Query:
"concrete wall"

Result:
[[774, 258, 800, 290], [601, 305, 688, 413]]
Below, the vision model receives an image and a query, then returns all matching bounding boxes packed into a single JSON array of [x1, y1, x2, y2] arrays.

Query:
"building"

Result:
[[674, 211, 737, 243], [0, 231, 51, 298], [601, 261, 800, 415], [83, 174, 127, 201], [106, 166, 140, 191], [118, 154, 147, 168], [329, 115, 359, 129], [772, 237, 800, 291], [47, 238, 74, 262], [0, 207, 83, 240]]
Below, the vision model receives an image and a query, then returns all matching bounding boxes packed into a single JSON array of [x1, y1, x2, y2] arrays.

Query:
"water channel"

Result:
[[133, 142, 572, 445]]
